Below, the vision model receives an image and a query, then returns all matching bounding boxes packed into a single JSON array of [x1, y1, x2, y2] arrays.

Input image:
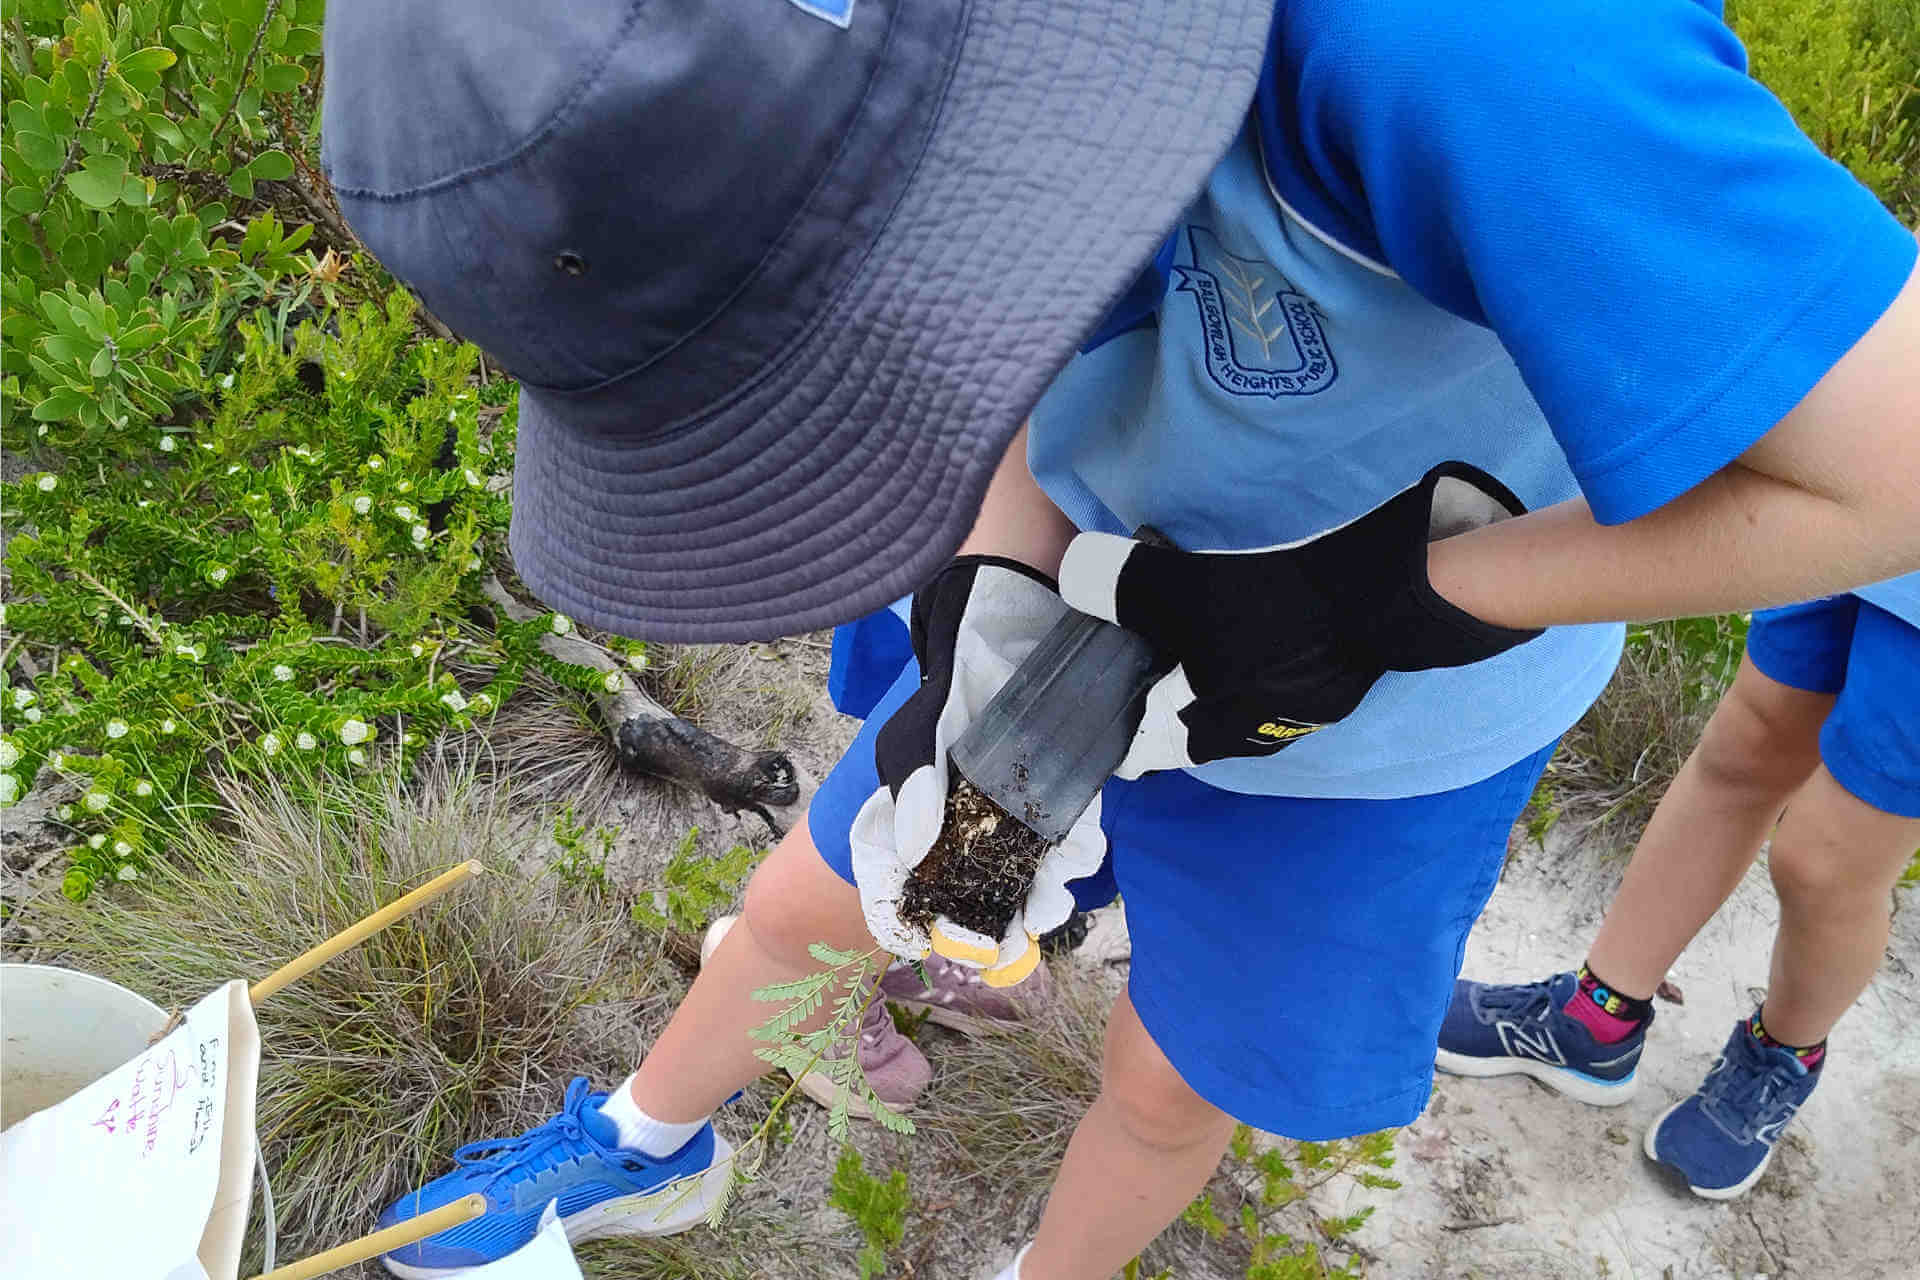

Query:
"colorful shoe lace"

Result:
[[1435, 971, 1648, 1106], [376, 1077, 731, 1278], [1643, 1019, 1820, 1199]]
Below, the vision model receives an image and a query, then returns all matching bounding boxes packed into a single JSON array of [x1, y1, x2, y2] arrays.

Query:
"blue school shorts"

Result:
[[1745, 595, 1920, 818], [810, 658, 1553, 1139]]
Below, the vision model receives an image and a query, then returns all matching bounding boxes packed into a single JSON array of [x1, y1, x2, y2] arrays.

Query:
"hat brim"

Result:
[[508, 0, 1274, 642]]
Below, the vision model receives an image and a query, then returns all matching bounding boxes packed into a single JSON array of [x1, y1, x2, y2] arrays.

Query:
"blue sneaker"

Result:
[[377, 1077, 733, 1278], [1435, 971, 1647, 1106], [1643, 1020, 1819, 1200]]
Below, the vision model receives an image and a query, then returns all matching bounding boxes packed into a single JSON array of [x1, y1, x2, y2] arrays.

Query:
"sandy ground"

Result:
[[6, 636, 1916, 1279]]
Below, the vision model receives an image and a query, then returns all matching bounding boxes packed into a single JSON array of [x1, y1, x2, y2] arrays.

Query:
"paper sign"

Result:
[[449, 1201, 585, 1280], [0, 980, 261, 1280]]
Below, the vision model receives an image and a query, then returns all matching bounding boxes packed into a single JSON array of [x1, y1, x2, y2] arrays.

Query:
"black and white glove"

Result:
[[849, 558, 1107, 984], [1057, 462, 1543, 778]]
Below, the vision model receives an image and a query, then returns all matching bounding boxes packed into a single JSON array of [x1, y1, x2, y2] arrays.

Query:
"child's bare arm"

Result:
[[1429, 243, 1920, 629]]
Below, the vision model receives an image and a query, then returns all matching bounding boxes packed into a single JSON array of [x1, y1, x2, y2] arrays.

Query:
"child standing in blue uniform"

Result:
[[331, 1, 1920, 1275], [1440, 573, 1920, 1199]]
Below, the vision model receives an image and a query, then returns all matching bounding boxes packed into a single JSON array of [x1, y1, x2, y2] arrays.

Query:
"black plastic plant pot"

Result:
[[948, 607, 1159, 845]]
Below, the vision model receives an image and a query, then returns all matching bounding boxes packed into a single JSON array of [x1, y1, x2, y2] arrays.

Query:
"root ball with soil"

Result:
[[900, 774, 1052, 938]]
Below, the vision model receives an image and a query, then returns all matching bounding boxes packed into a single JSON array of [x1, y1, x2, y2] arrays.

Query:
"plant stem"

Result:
[[31, 52, 111, 248], [206, 0, 281, 149]]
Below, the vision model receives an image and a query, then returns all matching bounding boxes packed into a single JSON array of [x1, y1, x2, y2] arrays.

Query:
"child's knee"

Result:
[[1694, 668, 1826, 798], [740, 818, 871, 963], [1100, 1001, 1235, 1152]]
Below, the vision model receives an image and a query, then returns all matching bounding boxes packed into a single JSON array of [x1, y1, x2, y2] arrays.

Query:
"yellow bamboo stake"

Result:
[[247, 1193, 486, 1280], [249, 860, 483, 1005]]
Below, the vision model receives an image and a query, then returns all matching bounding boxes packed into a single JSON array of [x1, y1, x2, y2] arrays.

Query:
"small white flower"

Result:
[[105, 719, 129, 739], [116, 866, 138, 881], [133, 779, 153, 797], [49, 751, 66, 769], [409, 643, 425, 658], [272, 664, 295, 682], [137, 500, 152, 509], [471, 693, 493, 712], [347, 747, 366, 766], [296, 732, 318, 751], [83, 790, 111, 812], [465, 557, 482, 572], [207, 565, 230, 585], [35, 475, 56, 491], [260, 732, 283, 756], [199, 440, 215, 451], [293, 446, 314, 460], [351, 494, 373, 515], [339, 719, 372, 745], [366, 454, 384, 470], [627, 650, 649, 671], [464, 469, 483, 487], [393, 504, 415, 521], [159, 718, 177, 735], [174, 642, 197, 657], [113, 839, 132, 856], [411, 525, 430, 545], [0, 740, 17, 769], [35, 424, 46, 436], [440, 690, 468, 713], [602, 671, 625, 694], [395, 479, 411, 493], [23, 707, 42, 723], [58, 804, 75, 821], [117, 614, 132, 626], [0, 774, 17, 805], [219, 372, 234, 389], [225, 464, 242, 475], [11, 689, 34, 709], [549, 614, 573, 636], [159, 435, 178, 452], [448, 407, 459, 421], [89, 833, 107, 850], [401, 731, 416, 745]]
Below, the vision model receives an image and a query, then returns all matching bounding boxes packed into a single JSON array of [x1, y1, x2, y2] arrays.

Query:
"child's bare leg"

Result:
[[1583, 654, 1830, 995], [627, 813, 879, 1122], [1758, 765, 1920, 1046], [1021, 992, 1237, 1280]]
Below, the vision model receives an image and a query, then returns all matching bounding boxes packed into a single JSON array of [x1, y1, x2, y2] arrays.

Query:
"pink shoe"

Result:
[[879, 950, 1053, 1036], [700, 916, 930, 1118]]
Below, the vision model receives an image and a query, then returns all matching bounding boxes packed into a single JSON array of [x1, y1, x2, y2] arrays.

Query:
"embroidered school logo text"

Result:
[[1175, 227, 1337, 398]]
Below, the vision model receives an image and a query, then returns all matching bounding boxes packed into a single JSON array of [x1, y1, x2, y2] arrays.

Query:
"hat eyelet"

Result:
[[554, 251, 588, 277]]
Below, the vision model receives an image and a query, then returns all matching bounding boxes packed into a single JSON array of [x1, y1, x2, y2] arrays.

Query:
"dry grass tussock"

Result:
[[1543, 620, 1740, 852], [25, 752, 676, 1272]]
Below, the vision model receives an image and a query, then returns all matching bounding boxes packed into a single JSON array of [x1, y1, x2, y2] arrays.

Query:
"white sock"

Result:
[[597, 1072, 709, 1157], [993, 1242, 1033, 1280]]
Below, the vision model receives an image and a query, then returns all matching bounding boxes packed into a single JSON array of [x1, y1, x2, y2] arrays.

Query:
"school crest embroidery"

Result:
[[1175, 226, 1336, 397]]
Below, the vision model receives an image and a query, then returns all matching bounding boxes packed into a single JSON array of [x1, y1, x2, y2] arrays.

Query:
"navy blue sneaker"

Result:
[[1435, 971, 1648, 1106], [377, 1077, 733, 1278], [1643, 1019, 1819, 1200]]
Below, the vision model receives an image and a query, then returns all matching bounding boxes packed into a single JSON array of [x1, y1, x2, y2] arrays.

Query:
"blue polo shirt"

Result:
[[1019, 0, 1915, 799]]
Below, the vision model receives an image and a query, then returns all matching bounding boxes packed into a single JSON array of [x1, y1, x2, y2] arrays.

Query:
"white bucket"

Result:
[[1, 963, 169, 1130]]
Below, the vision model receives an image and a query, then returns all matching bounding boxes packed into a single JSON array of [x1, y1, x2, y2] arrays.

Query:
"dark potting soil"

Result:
[[899, 774, 1051, 939]]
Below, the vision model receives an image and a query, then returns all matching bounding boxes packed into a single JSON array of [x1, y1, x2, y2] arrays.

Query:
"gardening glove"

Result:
[[1058, 462, 1543, 779], [849, 557, 1108, 987]]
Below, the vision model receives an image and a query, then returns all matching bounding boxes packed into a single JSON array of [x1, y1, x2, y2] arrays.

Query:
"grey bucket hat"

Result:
[[322, 0, 1273, 641]]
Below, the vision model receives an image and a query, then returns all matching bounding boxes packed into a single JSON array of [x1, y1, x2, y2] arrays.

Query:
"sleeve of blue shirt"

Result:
[[1258, 0, 1917, 525]]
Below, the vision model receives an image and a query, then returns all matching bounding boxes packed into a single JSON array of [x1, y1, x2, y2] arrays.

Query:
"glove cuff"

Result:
[[1355, 463, 1543, 671]]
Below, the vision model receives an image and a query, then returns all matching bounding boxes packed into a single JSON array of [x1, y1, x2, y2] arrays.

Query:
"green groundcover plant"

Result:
[[0, 6, 638, 897]]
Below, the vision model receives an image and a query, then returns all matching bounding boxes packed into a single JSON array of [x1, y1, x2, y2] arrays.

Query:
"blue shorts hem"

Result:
[[1820, 724, 1920, 818], [1128, 978, 1434, 1140]]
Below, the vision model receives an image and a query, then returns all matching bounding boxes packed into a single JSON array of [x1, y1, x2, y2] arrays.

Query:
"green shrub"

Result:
[[1729, 0, 1920, 224], [0, 297, 636, 898]]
